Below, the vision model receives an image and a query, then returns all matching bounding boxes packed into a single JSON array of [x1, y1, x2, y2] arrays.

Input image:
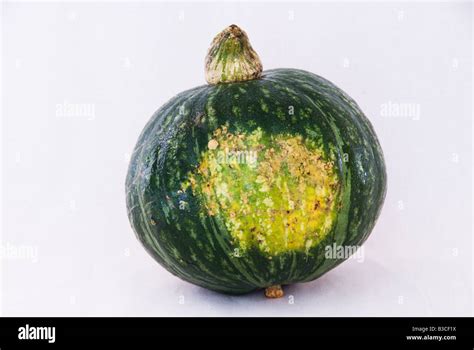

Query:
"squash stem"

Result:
[[265, 285, 284, 298], [205, 24, 262, 85]]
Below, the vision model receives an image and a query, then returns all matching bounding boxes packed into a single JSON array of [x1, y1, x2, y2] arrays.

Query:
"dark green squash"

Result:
[[126, 25, 386, 298]]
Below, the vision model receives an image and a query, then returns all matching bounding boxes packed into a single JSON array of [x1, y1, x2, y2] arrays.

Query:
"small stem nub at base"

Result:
[[265, 285, 284, 298]]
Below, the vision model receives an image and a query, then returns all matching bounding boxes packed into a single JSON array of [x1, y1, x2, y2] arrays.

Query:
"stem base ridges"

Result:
[[205, 24, 263, 85]]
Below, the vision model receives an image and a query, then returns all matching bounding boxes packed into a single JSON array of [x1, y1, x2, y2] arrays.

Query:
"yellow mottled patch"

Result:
[[184, 125, 340, 255], [208, 139, 219, 150]]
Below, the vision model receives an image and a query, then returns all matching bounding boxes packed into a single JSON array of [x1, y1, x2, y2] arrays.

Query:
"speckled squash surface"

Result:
[[126, 25, 386, 297]]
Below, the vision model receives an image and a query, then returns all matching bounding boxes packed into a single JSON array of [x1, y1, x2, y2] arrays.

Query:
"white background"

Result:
[[1, 1, 472, 316]]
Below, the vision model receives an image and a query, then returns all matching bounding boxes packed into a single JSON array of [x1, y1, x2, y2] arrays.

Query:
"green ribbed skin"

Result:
[[126, 68, 386, 294]]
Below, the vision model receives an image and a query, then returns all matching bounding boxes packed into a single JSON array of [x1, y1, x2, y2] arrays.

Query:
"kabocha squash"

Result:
[[126, 25, 386, 298]]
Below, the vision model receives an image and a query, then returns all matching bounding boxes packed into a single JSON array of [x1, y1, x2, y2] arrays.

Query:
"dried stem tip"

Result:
[[205, 24, 263, 85], [265, 285, 284, 298]]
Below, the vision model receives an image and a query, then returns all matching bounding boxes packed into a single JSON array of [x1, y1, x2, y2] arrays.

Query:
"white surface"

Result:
[[1, 1, 472, 316]]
